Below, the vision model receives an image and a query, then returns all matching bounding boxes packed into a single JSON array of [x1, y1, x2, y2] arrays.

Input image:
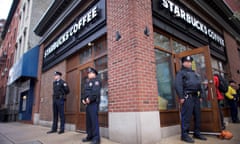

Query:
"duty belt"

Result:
[[185, 91, 198, 95], [184, 91, 198, 99], [54, 95, 63, 99]]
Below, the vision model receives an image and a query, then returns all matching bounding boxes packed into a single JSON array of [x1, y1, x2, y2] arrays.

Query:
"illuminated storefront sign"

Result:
[[44, 6, 98, 58], [161, 0, 225, 47]]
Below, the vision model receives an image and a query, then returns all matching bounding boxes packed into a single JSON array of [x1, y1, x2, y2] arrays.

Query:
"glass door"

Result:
[[175, 46, 221, 132]]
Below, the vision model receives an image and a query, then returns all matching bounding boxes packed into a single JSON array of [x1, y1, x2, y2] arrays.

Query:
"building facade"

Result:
[[0, 19, 6, 46], [1, 0, 51, 122], [34, 0, 240, 144], [0, 1, 20, 116]]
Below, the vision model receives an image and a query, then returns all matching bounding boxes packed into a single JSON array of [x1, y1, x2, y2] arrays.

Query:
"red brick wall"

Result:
[[224, 31, 240, 83], [107, 0, 158, 112], [0, 2, 20, 106], [224, 0, 240, 12]]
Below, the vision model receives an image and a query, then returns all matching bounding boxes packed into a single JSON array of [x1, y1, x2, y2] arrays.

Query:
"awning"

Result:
[[8, 45, 39, 85]]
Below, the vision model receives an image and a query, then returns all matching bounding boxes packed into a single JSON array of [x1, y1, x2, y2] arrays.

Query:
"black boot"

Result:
[[193, 134, 207, 140], [46, 130, 57, 134], [181, 135, 194, 143]]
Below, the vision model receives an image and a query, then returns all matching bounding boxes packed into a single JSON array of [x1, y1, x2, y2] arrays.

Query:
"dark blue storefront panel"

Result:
[[8, 45, 39, 121], [8, 45, 39, 85], [19, 80, 35, 120]]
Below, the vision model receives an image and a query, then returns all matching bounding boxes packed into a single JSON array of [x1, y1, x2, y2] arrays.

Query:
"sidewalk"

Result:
[[0, 122, 239, 144], [0, 122, 119, 144]]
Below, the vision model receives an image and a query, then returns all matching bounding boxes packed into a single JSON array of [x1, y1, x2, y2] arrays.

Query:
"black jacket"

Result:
[[175, 67, 203, 99], [53, 79, 68, 99], [83, 77, 101, 104]]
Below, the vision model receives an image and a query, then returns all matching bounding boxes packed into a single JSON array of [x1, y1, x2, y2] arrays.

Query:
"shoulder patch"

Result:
[[95, 81, 99, 86], [89, 82, 93, 87], [63, 83, 67, 86]]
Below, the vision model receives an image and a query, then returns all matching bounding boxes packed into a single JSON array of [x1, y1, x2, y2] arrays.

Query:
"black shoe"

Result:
[[58, 130, 64, 134], [181, 136, 194, 143], [91, 140, 100, 144], [193, 134, 207, 140], [47, 130, 57, 134], [82, 137, 92, 142]]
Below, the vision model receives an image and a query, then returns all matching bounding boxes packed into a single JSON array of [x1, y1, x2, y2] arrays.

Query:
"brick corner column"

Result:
[[107, 1, 161, 143]]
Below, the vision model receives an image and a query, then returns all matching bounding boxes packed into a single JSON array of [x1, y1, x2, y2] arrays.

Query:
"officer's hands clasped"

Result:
[[82, 97, 90, 105]]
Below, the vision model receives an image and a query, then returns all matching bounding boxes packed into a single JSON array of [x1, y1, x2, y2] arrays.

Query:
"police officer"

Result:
[[175, 56, 207, 143], [82, 67, 101, 144], [225, 80, 240, 123], [47, 71, 68, 134]]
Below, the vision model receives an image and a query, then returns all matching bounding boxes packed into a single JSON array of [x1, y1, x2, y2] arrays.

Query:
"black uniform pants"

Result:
[[52, 98, 65, 131], [86, 102, 100, 141], [228, 99, 239, 122], [181, 95, 201, 138]]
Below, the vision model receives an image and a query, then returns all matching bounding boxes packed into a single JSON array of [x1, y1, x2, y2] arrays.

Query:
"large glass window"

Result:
[[211, 57, 228, 107], [155, 49, 176, 110], [154, 32, 170, 51], [173, 40, 190, 53], [95, 56, 108, 112], [78, 37, 108, 113], [211, 57, 227, 78], [191, 54, 209, 108], [94, 39, 107, 57], [80, 48, 92, 64], [154, 31, 193, 111]]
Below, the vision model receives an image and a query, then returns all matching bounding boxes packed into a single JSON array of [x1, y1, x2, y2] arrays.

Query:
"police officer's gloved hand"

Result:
[[233, 94, 239, 101]]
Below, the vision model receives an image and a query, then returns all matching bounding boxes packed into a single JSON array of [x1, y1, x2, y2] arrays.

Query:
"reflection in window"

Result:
[[154, 32, 170, 51], [173, 40, 188, 53], [155, 49, 176, 110], [94, 40, 107, 57], [191, 54, 210, 108], [95, 56, 108, 112], [155, 48, 170, 60], [80, 48, 92, 64], [211, 57, 228, 107], [218, 62, 223, 71], [211, 58, 218, 70]]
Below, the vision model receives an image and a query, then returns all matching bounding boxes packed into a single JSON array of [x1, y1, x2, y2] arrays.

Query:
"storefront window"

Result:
[[211, 57, 228, 107], [191, 54, 210, 108], [155, 49, 176, 110], [172, 40, 188, 53], [211, 58, 218, 70], [154, 32, 170, 51], [94, 40, 107, 57], [211, 57, 227, 77], [80, 47, 92, 64], [95, 56, 108, 112]]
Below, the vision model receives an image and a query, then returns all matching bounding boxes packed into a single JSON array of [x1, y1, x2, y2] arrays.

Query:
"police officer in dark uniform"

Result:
[[82, 67, 101, 144], [47, 71, 69, 134], [175, 56, 207, 143]]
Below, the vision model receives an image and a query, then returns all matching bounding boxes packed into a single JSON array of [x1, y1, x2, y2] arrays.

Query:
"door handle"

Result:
[[210, 87, 214, 100], [208, 80, 213, 84]]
